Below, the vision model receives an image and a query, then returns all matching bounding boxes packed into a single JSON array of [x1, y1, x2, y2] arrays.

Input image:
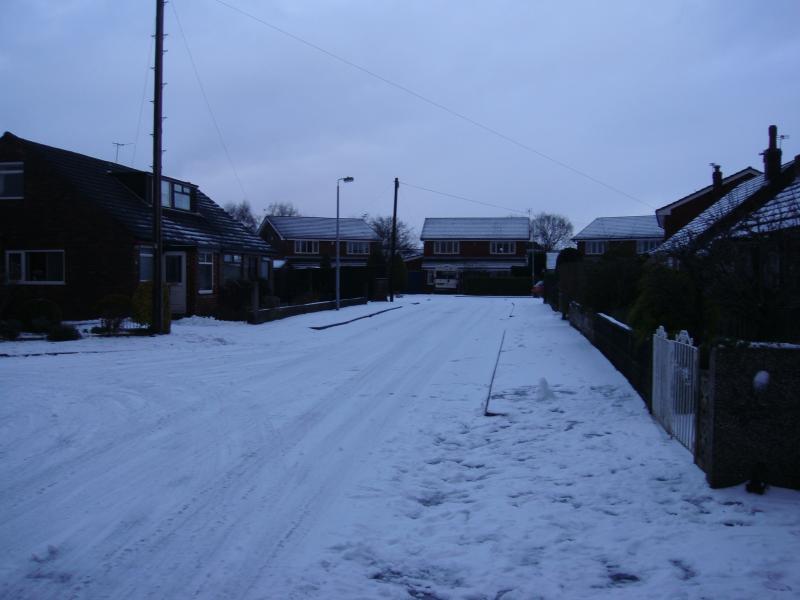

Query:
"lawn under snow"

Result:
[[0, 296, 798, 599]]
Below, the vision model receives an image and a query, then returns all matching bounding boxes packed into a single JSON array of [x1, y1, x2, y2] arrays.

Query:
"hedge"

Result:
[[462, 277, 531, 296]]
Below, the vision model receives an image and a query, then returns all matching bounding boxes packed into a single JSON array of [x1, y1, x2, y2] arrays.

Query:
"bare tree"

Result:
[[531, 212, 574, 251], [267, 202, 301, 216], [224, 200, 258, 233], [364, 214, 419, 252]]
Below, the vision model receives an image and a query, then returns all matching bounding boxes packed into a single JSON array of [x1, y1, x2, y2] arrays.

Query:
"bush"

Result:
[[47, 323, 81, 342], [96, 293, 132, 333], [0, 319, 23, 340], [462, 277, 531, 296], [24, 298, 62, 330], [131, 282, 171, 331], [628, 264, 700, 341]]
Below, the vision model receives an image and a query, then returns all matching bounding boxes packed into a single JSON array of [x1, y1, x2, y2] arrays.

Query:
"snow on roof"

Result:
[[658, 173, 772, 252], [572, 215, 663, 241], [654, 167, 761, 223], [732, 178, 800, 236], [264, 216, 380, 241], [5, 132, 272, 254], [420, 217, 530, 240]]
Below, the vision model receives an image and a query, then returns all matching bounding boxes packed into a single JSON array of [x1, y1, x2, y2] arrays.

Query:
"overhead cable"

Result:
[[210, 0, 654, 210]]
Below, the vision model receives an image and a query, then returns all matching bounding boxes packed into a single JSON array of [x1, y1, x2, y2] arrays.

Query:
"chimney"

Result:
[[762, 124, 783, 182], [711, 163, 723, 193]]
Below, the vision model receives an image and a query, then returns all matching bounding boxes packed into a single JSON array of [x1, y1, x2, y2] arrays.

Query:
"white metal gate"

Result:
[[651, 326, 699, 453]]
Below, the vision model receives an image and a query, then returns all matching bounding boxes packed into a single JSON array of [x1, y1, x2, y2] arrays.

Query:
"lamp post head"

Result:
[[340, 176, 354, 183]]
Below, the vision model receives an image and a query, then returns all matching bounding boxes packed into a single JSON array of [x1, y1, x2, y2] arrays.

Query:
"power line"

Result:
[[171, 0, 249, 202], [400, 181, 530, 216], [210, 0, 654, 211], [131, 34, 154, 168]]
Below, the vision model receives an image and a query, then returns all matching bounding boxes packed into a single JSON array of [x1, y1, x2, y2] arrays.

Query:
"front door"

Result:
[[164, 252, 187, 314]]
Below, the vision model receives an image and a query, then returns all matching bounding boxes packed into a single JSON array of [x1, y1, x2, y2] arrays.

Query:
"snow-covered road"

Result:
[[1, 296, 798, 599]]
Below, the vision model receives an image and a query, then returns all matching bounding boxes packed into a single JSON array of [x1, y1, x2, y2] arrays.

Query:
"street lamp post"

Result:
[[336, 176, 354, 310]]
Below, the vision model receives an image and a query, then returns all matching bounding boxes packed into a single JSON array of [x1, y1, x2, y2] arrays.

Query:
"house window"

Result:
[[139, 247, 154, 281], [222, 253, 242, 282], [198, 252, 214, 293], [6, 250, 65, 284], [160, 179, 192, 211], [636, 239, 661, 254], [433, 241, 460, 255], [294, 240, 319, 254], [490, 241, 516, 255], [585, 241, 607, 255], [259, 256, 270, 279], [0, 162, 24, 199], [347, 241, 369, 255]]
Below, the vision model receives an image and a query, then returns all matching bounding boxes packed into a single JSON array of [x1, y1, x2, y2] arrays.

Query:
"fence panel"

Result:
[[651, 326, 699, 453]]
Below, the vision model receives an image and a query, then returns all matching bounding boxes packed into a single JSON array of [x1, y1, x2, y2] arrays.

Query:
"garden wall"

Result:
[[248, 297, 368, 324], [568, 302, 652, 408], [697, 344, 800, 489]]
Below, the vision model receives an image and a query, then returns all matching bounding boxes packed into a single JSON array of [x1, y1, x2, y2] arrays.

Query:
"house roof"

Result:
[[4, 132, 272, 254], [262, 216, 380, 241], [657, 161, 798, 252], [655, 167, 761, 227], [732, 178, 800, 235], [572, 215, 663, 241], [420, 217, 530, 240]]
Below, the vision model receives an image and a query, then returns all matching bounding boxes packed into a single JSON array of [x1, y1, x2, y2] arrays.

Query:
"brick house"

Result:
[[420, 217, 530, 291], [656, 125, 800, 341], [572, 215, 664, 257], [0, 132, 273, 319], [258, 216, 381, 269]]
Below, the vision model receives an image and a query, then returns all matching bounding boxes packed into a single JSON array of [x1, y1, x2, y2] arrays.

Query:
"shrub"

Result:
[[0, 319, 23, 340], [47, 323, 81, 342], [96, 293, 132, 333], [24, 298, 62, 329], [131, 282, 171, 331]]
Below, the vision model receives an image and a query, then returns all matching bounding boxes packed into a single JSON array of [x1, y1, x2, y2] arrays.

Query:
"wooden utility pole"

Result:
[[388, 177, 399, 302], [151, 0, 165, 333], [150, 0, 164, 333]]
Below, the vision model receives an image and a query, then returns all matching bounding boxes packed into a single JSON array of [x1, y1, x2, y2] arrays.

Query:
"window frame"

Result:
[[138, 246, 154, 282], [0, 162, 24, 200], [433, 241, 460, 255], [636, 239, 661, 254], [198, 251, 214, 294], [5, 249, 65, 285], [346, 241, 370, 255], [160, 178, 193, 211], [490, 241, 516, 255], [294, 240, 320, 254], [585, 241, 607, 255]]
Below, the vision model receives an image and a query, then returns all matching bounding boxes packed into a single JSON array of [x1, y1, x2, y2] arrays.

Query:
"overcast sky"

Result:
[[3, 0, 799, 239]]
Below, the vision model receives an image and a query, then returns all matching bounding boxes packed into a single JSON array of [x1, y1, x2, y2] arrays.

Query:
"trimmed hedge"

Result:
[[463, 277, 531, 296]]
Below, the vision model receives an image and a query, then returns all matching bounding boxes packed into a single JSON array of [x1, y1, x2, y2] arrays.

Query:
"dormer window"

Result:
[[161, 178, 192, 211], [0, 162, 24, 199]]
